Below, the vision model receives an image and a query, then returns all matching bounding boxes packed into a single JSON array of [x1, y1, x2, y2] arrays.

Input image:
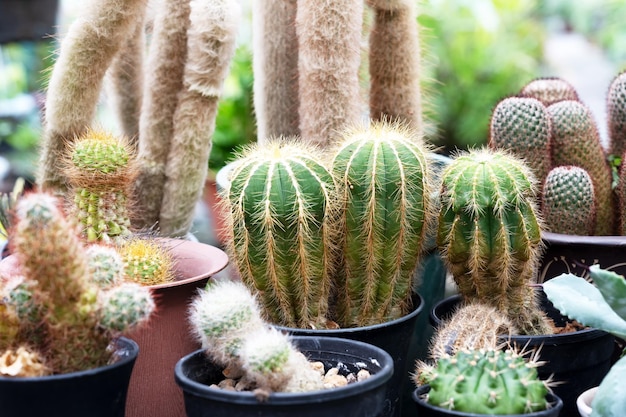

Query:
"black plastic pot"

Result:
[[174, 336, 394, 417], [430, 293, 614, 417], [0, 337, 139, 417], [412, 385, 563, 417], [275, 292, 423, 417]]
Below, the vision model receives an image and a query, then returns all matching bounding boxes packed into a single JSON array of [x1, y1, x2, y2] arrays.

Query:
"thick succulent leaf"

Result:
[[591, 356, 626, 417], [543, 274, 626, 339], [589, 265, 626, 320]]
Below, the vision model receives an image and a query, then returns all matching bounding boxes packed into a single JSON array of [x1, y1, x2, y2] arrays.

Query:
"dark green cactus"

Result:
[[607, 71, 626, 158], [547, 100, 614, 235], [331, 121, 433, 327], [224, 140, 339, 329], [488, 97, 551, 185], [437, 148, 551, 335], [417, 348, 550, 414], [65, 129, 136, 243], [519, 77, 579, 106], [541, 165, 596, 235]]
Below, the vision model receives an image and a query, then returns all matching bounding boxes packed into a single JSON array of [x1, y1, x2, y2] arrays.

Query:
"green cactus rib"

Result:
[[226, 142, 337, 329], [331, 122, 432, 327], [437, 149, 550, 335], [421, 349, 549, 414]]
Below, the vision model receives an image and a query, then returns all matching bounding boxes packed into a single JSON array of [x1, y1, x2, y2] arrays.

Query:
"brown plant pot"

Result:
[[123, 239, 228, 417]]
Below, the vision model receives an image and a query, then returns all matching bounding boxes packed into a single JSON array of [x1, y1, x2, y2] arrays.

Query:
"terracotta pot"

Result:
[[124, 239, 228, 417]]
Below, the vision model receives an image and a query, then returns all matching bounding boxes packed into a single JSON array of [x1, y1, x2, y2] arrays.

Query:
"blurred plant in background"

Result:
[[419, 0, 546, 153]]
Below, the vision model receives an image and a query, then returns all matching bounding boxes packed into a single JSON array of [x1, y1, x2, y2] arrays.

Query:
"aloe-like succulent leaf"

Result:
[[589, 265, 626, 319], [591, 355, 626, 417]]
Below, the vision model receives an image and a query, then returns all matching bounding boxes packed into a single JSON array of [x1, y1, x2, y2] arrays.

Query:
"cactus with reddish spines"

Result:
[[415, 348, 550, 414], [2, 192, 154, 375], [223, 140, 339, 329], [547, 100, 614, 235], [64, 129, 136, 243], [488, 97, 552, 185], [437, 148, 551, 335], [519, 77, 579, 106], [541, 165, 596, 235], [331, 120, 433, 327], [607, 71, 626, 158], [118, 238, 174, 286]]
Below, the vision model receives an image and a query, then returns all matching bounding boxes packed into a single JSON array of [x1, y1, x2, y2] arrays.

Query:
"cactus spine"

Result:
[[224, 141, 339, 329], [416, 348, 550, 414], [519, 77, 579, 106], [488, 97, 552, 185], [119, 238, 174, 285], [542, 165, 596, 235], [331, 121, 433, 327], [437, 148, 551, 335], [607, 71, 626, 158], [547, 100, 614, 235], [3, 192, 154, 375], [64, 129, 136, 243]]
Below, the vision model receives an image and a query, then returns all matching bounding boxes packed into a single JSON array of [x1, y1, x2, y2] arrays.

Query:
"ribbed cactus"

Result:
[[2, 192, 154, 375], [437, 148, 551, 335], [488, 97, 552, 185], [64, 129, 136, 243], [188, 280, 324, 393], [519, 77, 579, 106], [223, 140, 339, 329], [607, 71, 626, 158], [547, 100, 614, 235], [416, 348, 550, 414], [541, 165, 596, 235], [331, 121, 433, 327], [118, 238, 174, 286]]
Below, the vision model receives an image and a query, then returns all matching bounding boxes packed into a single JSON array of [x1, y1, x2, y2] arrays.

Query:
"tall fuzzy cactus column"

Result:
[[607, 71, 626, 157], [252, 0, 300, 143], [331, 121, 433, 327], [158, 0, 241, 237], [223, 141, 339, 329], [367, 0, 423, 130], [37, 0, 148, 193], [296, 0, 364, 148], [437, 149, 551, 335]]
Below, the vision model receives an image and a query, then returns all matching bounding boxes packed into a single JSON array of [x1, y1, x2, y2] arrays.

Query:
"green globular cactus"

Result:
[[189, 280, 324, 393], [86, 245, 125, 287], [331, 121, 433, 327], [3, 192, 154, 375], [437, 148, 551, 335], [98, 283, 155, 332], [541, 165, 596, 235], [417, 348, 550, 415], [488, 97, 552, 185], [65, 129, 136, 243], [118, 238, 174, 286], [547, 100, 614, 235], [224, 140, 339, 329], [607, 71, 626, 158], [519, 77, 579, 106]]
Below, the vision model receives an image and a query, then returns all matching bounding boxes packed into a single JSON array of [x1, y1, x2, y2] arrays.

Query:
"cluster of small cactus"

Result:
[[489, 74, 626, 236], [544, 265, 626, 417], [0, 192, 155, 376], [222, 120, 434, 329], [188, 280, 324, 393], [436, 148, 551, 335], [415, 348, 551, 414]]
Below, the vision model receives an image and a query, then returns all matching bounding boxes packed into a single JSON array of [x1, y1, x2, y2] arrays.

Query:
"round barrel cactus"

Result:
[[437, 148, 550, 335], [331, 121, 433, 327], [224, 140, 339, 329]]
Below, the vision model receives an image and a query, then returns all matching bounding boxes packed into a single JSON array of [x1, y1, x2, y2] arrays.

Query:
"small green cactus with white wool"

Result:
[[437, 148, 551, 335], [415, 348, 551, 414], [188, 280, 324, 393], [544, 266, 626, 417], [0, 192, 154, 376]]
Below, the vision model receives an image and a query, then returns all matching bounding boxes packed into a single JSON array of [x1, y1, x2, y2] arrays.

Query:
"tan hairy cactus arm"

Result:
[[38, 0, 147, 193], [158, 0, 241, 237]]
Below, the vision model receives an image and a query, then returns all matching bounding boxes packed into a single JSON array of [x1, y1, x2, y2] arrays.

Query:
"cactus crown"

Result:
[[519, 77, 579, 106], [417, 348, 550, 414]]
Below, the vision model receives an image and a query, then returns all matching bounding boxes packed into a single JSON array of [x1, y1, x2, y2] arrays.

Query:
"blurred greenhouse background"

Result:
[[1, 0, 625, 191]]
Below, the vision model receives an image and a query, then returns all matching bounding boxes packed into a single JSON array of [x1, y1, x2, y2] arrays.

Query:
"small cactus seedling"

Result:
[[331, 120, 433, 327], [118, 238, 174, 286], [519, 77, 579, 106], [541, 165, 596, 235], [1, 192, 154, 375], [437, 148, 551, 335], [223, 140, 339, 329], [64, 129, 137, 243], [415, 348, 551, 414]]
